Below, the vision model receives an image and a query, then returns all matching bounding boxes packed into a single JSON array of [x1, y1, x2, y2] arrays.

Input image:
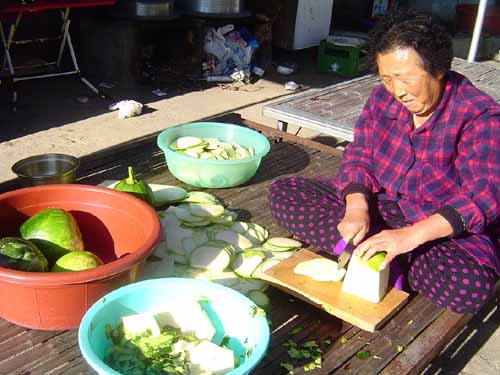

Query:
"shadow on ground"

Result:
[[423, 293, 500, 375], [0, 47, 344, 143]]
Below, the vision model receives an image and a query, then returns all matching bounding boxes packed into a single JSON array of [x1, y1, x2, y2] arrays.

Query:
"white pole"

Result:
[[467, 0, 489, 62]]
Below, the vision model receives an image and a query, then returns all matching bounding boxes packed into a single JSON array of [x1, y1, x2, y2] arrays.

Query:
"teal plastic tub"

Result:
[[157, 122, 270, 188], [78, 278, 270, 375]]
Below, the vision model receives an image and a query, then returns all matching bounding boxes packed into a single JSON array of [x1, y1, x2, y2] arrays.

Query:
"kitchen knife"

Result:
[[334, 239, 355, 270]]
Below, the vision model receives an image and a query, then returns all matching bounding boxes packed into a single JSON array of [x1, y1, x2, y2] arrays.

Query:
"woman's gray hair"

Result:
[[368, 9, 453, 77]]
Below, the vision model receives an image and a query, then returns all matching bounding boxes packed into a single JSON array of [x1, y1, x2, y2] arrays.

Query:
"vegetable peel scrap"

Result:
[[355, 350, 371, 359], [289, 326, 304, 335]]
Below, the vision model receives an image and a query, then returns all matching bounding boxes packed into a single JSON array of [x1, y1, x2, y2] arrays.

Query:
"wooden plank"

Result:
[[338, 297, 445, 375], [379, 310, 471, 375], [316, 294, 442, 375], [261, 249, 409, 332]]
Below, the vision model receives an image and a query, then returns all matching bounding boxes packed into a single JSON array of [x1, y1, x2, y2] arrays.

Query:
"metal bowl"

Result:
[[111, 0, 178, 20], [177, 0, 248, 17], [11, 153, 80, 187]]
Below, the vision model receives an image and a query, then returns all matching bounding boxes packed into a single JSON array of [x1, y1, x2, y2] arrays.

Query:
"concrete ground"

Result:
[[0, 51, 498, 374]]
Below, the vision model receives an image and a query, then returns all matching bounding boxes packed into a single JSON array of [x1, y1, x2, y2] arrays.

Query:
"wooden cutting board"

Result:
[[261, 249, 409, 332]]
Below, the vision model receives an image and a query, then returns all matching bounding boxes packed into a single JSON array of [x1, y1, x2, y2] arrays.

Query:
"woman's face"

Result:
[[376, 48, 445, 117]]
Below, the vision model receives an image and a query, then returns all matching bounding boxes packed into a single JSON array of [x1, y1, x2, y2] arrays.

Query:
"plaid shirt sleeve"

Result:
[[335, 94, 383, 199], [437, 109, 500, 234]]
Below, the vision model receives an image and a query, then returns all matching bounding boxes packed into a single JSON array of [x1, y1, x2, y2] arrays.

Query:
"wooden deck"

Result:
[[262, 58, 500, 142], [0, 115, 475, 375]]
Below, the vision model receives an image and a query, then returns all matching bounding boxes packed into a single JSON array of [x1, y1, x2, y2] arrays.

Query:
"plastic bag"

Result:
[[109, 100, 143, 119]]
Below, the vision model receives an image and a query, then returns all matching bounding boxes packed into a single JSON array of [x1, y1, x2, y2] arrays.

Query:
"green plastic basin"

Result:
[[157, 122, 270, 188]]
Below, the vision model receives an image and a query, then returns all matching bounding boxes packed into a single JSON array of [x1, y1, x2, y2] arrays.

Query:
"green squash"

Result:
[[51, 251, 103, 272], [20, 208, 84, 265], [114, 166, 153, 204], [0, 237, 49, 272]]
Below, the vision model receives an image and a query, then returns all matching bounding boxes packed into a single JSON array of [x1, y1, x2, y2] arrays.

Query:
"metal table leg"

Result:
[[277, 120, 288, 132]]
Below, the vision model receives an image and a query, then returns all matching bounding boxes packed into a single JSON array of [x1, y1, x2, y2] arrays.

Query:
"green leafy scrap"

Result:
[[283, 339, 297, 348], [355, 350, 371, 360], [221, 335, 230, 347], [287, 347, 303, 359], [103, 322, 192, 375], [304, 355, 322, 371], [321, 338, 332, 346], [250, 305, 266, 318], [282, 339, 323, 372], [302, 340, 318, 348], [289, 326, 304, 335], [280, 362, 294, 374]]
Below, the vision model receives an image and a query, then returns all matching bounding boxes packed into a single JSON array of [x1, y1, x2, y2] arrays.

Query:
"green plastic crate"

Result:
[[317, 39, 370, 77]]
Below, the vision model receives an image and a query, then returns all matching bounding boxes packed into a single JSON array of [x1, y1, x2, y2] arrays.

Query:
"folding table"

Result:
[[0, 0, 116, 109], [262, 58, 500, 142]]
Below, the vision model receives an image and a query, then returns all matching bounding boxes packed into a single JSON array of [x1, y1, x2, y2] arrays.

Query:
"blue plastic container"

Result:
[[157, 122, 270, 188], [78, 278, 270, 375]]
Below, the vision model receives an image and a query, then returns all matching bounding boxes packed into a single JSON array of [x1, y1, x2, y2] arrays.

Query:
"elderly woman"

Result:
[[267, 10, 500, 314]]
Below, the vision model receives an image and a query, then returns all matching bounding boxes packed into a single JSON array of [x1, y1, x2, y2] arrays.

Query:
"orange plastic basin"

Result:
[[0, 184, 161, 330]]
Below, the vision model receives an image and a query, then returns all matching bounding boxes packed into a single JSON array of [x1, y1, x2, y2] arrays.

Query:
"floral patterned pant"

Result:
[[267, 176, 497, 314]]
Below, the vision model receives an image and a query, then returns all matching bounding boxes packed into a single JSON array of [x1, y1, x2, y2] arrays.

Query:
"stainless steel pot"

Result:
[[12, 153, 80, 187], [112, 0, 176, 20], [177, 0, 246, 15]]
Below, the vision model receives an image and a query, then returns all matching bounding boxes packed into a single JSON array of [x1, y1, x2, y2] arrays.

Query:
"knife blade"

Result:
[[335, 239, 355, 270]]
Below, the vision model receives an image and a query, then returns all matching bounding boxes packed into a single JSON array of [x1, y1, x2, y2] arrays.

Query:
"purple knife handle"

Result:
[[332, 238, 347, 256]]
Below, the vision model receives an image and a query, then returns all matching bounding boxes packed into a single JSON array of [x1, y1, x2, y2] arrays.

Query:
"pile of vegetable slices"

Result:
[[169, 136, 255, 160], [142, 187, 302, 308]]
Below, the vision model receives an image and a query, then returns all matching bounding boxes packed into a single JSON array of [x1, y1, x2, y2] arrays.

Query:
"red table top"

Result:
[[0, 0, 116, 13]]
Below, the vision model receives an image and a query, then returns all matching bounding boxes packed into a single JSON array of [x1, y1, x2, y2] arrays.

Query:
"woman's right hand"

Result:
[[337, 193, 370, 245]]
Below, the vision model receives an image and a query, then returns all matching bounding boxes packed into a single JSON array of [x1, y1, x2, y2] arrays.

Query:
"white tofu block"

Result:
[[341, 254, 389, 303], [121, 312, 161, 338], [154, 300, 215, 341], [186, 340, 235, 375]]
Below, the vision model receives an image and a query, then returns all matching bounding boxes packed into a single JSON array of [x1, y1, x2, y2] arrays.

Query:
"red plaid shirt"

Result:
[[336, 71, 500, 274]]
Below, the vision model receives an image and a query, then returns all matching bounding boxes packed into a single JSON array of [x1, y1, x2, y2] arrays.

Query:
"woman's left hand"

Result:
[[354, 227, 421, 270]]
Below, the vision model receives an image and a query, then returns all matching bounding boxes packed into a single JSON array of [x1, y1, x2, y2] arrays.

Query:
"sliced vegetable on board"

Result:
[[294, 258, 346, 282]]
